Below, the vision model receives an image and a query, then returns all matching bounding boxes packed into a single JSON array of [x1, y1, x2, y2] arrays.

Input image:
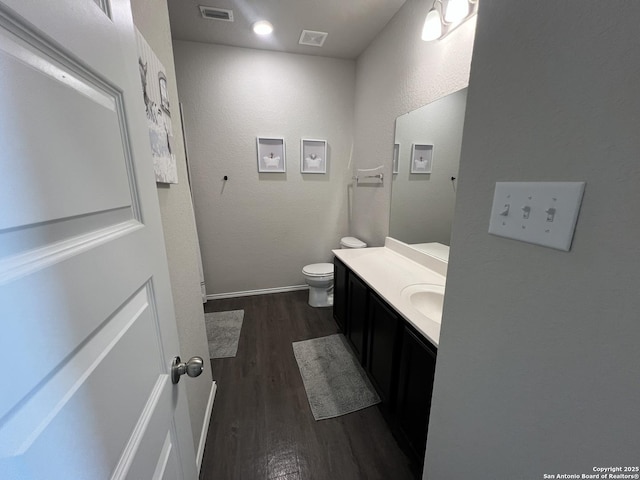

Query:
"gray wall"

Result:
[[130, 0, 213, 456], [425, 1, 640, 477], [351, 0, 476, 247], [391, 89, 467, 245], [172, 42, 355, 295]]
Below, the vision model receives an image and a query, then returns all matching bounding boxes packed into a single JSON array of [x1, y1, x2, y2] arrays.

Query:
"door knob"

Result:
[[171, 356, 204, 384]]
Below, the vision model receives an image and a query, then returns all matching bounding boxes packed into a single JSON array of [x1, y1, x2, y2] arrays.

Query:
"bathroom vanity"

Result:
[[332, 238, 448, 467]]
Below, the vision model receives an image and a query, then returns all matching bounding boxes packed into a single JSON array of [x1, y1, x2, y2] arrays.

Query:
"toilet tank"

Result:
[[340, 236, 367, 249]]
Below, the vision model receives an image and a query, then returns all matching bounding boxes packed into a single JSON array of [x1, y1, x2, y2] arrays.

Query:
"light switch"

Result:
[[545, 207, 556, 222], [488, 182, 585, 251]]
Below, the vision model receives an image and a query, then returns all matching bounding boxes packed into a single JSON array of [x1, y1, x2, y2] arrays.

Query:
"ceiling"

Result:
[[167, 0, 407, 59]]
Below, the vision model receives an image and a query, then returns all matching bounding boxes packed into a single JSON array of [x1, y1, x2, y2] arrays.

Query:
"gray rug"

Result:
[[292, 333, 380, 421], [204, 310, 244, 359]]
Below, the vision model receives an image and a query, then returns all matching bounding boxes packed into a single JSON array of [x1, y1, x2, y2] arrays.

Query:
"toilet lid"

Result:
[[303, 263, 334, 277], [340, 236, 367, 248]]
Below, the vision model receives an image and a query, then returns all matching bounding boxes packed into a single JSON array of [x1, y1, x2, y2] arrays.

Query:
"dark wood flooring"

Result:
[[199, 290, 416, 480]]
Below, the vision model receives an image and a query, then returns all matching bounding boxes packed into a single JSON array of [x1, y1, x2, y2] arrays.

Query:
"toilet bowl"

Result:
[[302, 263, 334, 308], [302, 237, 367, 307]]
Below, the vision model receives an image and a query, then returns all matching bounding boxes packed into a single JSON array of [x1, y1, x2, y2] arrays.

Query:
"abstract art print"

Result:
[[135, 28, 178, 184]]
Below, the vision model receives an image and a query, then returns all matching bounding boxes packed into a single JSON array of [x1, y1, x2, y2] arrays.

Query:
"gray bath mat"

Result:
[[292, 333, 380, 420], [204, 310, 244, 359]]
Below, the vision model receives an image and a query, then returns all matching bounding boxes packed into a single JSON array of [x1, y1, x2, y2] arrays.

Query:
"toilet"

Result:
[[302, 237, 367, 307]]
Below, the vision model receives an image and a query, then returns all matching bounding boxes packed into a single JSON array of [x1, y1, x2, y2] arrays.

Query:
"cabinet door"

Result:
[[367, 293, 401, 406], [333, 257, 348, 332], [347, 272, 368, 363], [395, 327, 437, 464]]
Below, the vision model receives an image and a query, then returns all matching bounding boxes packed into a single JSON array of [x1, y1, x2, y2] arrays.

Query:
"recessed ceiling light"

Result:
[[253, 20, 273, 35]]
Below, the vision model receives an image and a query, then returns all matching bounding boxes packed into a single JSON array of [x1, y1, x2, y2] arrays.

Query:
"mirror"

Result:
[[390, 88, 468, 248]]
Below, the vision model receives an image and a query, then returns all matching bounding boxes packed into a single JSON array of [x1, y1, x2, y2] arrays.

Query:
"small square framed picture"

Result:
[[301, 139, 327, 174], [392, 143, 400, 174], [257, 137, 286, 173], [410, 144, 433, 174]]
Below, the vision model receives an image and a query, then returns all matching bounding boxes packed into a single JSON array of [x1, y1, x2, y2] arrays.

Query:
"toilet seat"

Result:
[[340, 236, 367, 248], [302, 263, 334, 278]]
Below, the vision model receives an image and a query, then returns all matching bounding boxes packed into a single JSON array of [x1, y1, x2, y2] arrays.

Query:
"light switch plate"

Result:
[[488, 182, 585, 251]]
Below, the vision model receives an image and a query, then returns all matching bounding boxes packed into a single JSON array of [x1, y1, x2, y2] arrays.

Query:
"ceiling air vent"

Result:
[[299, 30, 328, 47], [199, 6, 234, 22]]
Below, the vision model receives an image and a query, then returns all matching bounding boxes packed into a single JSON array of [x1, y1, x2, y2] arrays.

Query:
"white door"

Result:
[[0, 1, 198, 479]]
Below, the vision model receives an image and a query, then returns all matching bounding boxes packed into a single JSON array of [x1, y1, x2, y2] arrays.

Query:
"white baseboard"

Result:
[[196, 381, 217, 474], [206, 284, 308, 301]]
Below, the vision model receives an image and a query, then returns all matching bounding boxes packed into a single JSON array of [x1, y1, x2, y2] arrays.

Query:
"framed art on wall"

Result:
[[410, 143, 433, 174], [135, 28, 178, 183], [257, 137, 286, 173], [301, 139, 327, 174]]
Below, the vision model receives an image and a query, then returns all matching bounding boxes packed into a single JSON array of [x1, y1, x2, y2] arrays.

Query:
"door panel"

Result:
[[0, 18, 135, 231], [0, 234, 154, 420], [1, 287, 160, 472], [93, 0, 112, 18], [0, 1, 196, 478], [124, 398, 180, 480]]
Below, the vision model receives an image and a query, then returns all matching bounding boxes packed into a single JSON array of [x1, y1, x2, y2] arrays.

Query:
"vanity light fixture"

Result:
[[421, 6, 443, 41], [252, 20, 273, 35], [421, 0, 478, 42], [444, 0, 469, 24]]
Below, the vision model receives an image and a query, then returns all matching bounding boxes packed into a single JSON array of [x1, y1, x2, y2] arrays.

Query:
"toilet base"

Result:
[[308, 286, 333, 308]]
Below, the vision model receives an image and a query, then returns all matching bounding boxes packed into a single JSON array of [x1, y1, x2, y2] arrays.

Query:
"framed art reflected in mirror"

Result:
[[301, 139, 327, 174]]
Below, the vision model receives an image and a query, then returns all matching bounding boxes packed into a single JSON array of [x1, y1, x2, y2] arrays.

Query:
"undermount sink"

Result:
[[400, 284, 445, 323]]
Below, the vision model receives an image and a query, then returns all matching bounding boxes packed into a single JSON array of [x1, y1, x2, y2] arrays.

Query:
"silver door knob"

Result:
[[171, 355, 204, 384]]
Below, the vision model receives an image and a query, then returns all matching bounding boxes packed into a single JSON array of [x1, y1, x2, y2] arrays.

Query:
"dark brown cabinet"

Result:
[[347, 272, 368, 363], [333, 258, 348, 332], [395, 326, 437, 464], [366, 292, 401, 407], [332, 256, 439, 471]]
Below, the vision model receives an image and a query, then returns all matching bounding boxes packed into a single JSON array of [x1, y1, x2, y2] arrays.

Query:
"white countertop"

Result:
[[410, 242, 450, 263], [333, 237, 447, 347]]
